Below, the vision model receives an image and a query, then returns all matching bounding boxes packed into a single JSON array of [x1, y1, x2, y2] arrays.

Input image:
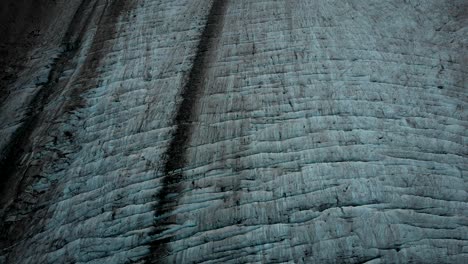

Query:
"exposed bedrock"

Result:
[[0, 0, 467, 263]]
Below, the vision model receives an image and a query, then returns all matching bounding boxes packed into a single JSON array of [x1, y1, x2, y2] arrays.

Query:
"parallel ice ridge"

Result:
[[159, 0, 467, 263], [1, 0, 213, 263], [1, 0, 467, 264]]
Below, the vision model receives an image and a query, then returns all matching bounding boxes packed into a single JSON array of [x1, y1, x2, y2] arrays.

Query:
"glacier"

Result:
[[0, 0, 467, 263]]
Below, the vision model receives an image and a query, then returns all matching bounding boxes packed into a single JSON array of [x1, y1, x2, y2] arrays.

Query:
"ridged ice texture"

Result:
[[159, 0, 467, 263], [1, 0, 467, 264], [1, 0, 213, 263]]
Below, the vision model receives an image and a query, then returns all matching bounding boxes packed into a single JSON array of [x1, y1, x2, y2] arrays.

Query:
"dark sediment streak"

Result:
[[146, 0, 228, 262], [67, 0, 135, 113], [0, 0, 97, 256], [0, 0, 95, 204], [0, 0, 135, 203], [0, 0, 135, 259]]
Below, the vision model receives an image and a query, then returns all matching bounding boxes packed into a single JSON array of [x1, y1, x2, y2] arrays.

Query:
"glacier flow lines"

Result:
[[146, 0, 229, 262]]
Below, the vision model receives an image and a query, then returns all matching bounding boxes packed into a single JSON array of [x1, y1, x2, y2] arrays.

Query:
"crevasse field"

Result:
[[0, 0, 466, 263]]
